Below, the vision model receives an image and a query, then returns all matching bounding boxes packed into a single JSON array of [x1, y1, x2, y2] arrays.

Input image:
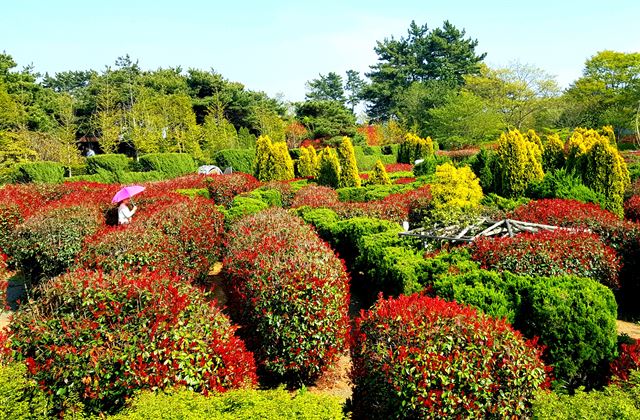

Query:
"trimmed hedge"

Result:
[[353, 145, 397, 171], [432, 270, 619, 389], [65, 170, 164, 184], [213, 149, 255, 174], [0, 363, 50, 419], [3, 270, 257, 415], [114, 388, 346, 420], [351, 293, 548, 419], [139, 153, 196, 178], [223, 196, 269, 222], [13, 161, 65, 184], [86, 154, 130, 174], [224, 208, 350, 383]]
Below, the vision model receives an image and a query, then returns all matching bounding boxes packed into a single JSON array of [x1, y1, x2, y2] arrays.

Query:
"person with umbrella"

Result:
[[112, 185, 146, 225]]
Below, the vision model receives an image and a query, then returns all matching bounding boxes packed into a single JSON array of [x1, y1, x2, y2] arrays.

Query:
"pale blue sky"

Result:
[[2, 1, 639, 100]]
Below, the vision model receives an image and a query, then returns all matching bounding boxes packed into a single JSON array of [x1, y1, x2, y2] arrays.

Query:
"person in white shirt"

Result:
[[118, 198, 137, 225]]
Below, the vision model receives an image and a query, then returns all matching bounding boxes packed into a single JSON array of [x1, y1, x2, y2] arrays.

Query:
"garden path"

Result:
[[617, 320, 640, 339]]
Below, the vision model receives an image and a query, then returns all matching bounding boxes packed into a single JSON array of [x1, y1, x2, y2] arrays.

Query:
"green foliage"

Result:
[[12, 161, 65, 183], [222, 196, 269, 222], [541, 133, 566, 170], [114, 388, 346, 420], [253, 135, 294, 182], [481, 193, 530, 213], [353, 145, 397, 170], [398, 133, 435, 163], [433, 271, 618, 389], [412, 155, 436, 177], [337, 137, 361, 187], [86, 154, 130, 174], [296, 145, 318, 178], [317, 147, 341, 188], [295, 100, 356, 138], [368, 160, 391, 185], [138, 153, 196, 178], [176, 188, 210, 199], [527, 168, 607, 206], [496, 129, 544, 197], [213, 149, 255, 174], [532, 371, 640, 419], [429, 162, 483, 223], [12, 205, 101, 280], [0, 363, 50, 420]]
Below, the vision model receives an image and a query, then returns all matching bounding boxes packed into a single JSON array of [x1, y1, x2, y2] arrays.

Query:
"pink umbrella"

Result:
[[111, 185, 146, 204]]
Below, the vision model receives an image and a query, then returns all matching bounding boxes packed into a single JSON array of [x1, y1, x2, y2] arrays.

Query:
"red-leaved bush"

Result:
[[2, 270, 256, 415], [224, 208, 350, 383], [78, 197, 224, 281], [291, 185, 339, 208], [610, 339, 640, 383], [393, 176, 416, 184], [206, 173, 260, 207], [350, 293, 548, 419], [384, 163, 413, 172], [624, 195, 640, 222], [470, 230, 621, 288], [511, 199, 620, 230]]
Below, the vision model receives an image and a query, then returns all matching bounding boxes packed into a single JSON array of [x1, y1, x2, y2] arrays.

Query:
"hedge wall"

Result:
[[213, 149, 255, 174], [12, 162, 65, 184], [139, 153, 196, 178]]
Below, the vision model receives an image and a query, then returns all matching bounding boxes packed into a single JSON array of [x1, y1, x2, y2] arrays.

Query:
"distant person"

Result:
[[118, 198, 137, 225], [86, 147, 96, 157]]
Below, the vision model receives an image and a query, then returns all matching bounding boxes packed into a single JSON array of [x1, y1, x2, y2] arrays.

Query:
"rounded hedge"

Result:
[[350, 293, 548, 419], [224, 208, 350, 383], [2, 270, 257, 415]]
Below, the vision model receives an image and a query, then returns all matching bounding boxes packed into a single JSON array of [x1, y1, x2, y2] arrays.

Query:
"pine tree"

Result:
[[369, 159, 391, 185], [496, 129, 544, 197], [337, 137, 361, 187], [317, 147, 341, 188], [297, 145, 318, 178]]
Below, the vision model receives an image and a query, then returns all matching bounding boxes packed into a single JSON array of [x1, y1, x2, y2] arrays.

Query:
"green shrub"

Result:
[[527, 168, 607, 206], [412, 155, 436, 177], [65, 170, 116, 184], [496, 129, 544, 197], [13, 161, 65, 184], [0, 363, 50, 419], [117, 170, 164, 184], [397, 133, 435, 164], [532, 371, 640, 419], [86, 154, 130, 174], [296, 145, 318, 178], [368, 159, 391, 185], [223, 196, 269, 222], [337, 137, 361, 187], [353, 145, 397, 170], [176, 188, 210, 199], [213, 149, 255, 174], [115, 388, 346, 420], [247, 188, 282, 207], [295, 207, 340, 239], [139, 153, 196, 178], [317, 147, 341, 188], [12, 205, 101, 280]]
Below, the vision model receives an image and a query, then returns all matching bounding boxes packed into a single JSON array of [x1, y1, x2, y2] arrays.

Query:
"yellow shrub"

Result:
[[337, 137, 361, 187], [368, 159, 391, 185], [496, 129, 544, 197], [430, 163, 483, 223], [297, 145, 318, 178], [398, 133, 435, 163]]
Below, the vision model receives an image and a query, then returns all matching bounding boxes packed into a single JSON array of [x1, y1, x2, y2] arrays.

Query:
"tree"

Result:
[[295, 100, 356, 139], [398, 133, 434, 164], [305, 72, 346, 103], [201, 96, 239, 159], [317, 147, 341, 188], [345, 70, 366, 112], [253, 135, 294, 181], [369, 159, 391, 185], [364, 20, 486, 120], [296, 145, 318, 178], [53, 93, 82, 172], [563, 51, 640, 134], [495, 129, 544, 197], [337, 137, 361, 187]]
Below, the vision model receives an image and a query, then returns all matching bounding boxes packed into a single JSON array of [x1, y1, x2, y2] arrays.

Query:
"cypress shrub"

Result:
[[270, 141, 295, 181], [496, 129, 544, 197], [337, 137, 361, 187], [397, 133, 435, 164], [317, 147, 341, 188], [296, 145, 318, 178], [541, 133, 565, 170], [368, 159, 391, 185]]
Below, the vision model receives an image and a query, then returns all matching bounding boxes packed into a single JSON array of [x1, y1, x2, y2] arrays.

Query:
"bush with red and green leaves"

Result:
[[1, 269, 257, 415], [610, 339, 640, 384], [291, 185, 339, 208], [206, 173, 260, 206], [470, 230, 621, 288], [350, 293, 548, 419], [624, 195, 640, 222], [78, 197, 224, 281], [224, 208, 350, 383]]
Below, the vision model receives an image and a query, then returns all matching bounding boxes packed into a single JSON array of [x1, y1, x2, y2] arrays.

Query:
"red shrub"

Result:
[[224, 208, 350, 383], [624, 195, 640, 222], [610, 339, 640, 383], [393, 177, 416, 184], [291, 185, 339, 208], [3, 270, 256, 415], [470, 230, 621, 288], [384, 163, 413, 173], [206, 173, 260, 207], [351, 293, 548, 419], [511, 199, 619, 230], [336, 201, 407, 223], [357, 125, 383, 146], [78, 198, 224, 281]]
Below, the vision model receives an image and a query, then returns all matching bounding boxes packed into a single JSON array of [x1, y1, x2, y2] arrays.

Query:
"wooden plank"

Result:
[[475, 220, 505, 238]]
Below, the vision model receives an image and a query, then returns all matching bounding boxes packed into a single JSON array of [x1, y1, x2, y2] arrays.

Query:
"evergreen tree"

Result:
[[317, 147, 341, 188], [270, 141, 295, 181], [369, 159, 391, 185], [541, 133, 565, 171], [297, 145, 318, 178], [496, 129, 544, 197], [337, 137, 361, 187], [254, 135, 274, 181]]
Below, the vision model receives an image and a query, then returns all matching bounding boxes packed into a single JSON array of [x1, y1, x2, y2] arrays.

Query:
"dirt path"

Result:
[[617, 320, 640, 339]]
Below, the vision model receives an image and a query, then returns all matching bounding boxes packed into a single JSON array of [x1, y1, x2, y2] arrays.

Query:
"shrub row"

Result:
[[223, 208, 350, 383], [2, 270, 256, 415], [431, 270, 618, 389], [351, 293, 548, 419]]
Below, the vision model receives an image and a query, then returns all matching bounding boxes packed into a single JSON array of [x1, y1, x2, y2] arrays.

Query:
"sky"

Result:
[[1, 0, 640, 101]]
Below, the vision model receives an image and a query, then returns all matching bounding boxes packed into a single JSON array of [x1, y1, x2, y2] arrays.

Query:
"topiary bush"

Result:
[[13, 161, 65, 184], [317, 147, 341, 188], [0, 363, 50, 419], [224, 208, 349, 383], [527, 168, 607, 207], [114, 387, 346, 420], [470, 230, 621, 288], [496, 129, 544, 197], [2, 270, 257, 415], [213, 149, 255, 174], [206, 173, 260, 207], [427, 162, 483, 224], [296, 145, 318, 178], [337, 137, 361, 187], [86, 154, 131, 174], [397, 133, 435, 163], [138, 153, 197, 178], [368, 159, 391, 185], [223, 196, 269, 222], [291, 185, 339, 209], [11, 205, 101, 280], [350, 293, 548, 419]]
